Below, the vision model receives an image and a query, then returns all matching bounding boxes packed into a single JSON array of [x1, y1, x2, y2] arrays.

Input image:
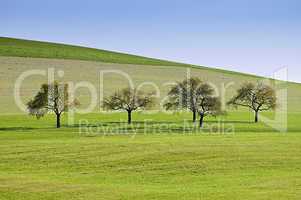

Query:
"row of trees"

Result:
[[27, 78, 277, 128]]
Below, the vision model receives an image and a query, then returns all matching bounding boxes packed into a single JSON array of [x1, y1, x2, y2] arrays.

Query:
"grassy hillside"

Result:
[[0, 37, 189, 66], [0, 37, 277, 78], [0, 37, 300, 114]]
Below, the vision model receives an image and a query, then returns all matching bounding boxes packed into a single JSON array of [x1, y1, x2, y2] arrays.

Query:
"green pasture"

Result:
[[0, 112, 300, 200]]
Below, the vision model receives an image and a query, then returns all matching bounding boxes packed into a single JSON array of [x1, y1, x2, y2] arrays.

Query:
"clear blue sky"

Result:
[[1, 0, 301, 82]]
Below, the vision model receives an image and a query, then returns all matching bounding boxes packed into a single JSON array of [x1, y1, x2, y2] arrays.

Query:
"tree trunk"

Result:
[[199, 114, 204, 128], [255, 111, 259, 123], [192, 110, 196, 123], [127, 110, 132, 124], [56, 113, 61, 128]]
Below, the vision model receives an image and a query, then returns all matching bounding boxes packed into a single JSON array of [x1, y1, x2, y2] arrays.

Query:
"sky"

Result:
[[1, 0, 301, 82]]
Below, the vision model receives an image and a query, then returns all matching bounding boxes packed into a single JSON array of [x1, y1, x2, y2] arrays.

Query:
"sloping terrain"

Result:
[[0, 37, 300, 114], [0, 37, 188, 66]]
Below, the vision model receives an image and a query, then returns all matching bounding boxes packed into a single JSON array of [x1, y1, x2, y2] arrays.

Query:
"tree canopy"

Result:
[[27, 82, 79, 128], [165, 78, 222, 127], [228, 82, 277, 123], [164, 77, 202, 122], [103, 87, 155, 124]]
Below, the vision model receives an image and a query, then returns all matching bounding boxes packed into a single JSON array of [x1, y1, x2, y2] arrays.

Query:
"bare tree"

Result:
[[227, 82, 277, 123], [103, 88, 155, 124], [27, 82, 79, 128], [165, 78, 222, 127]]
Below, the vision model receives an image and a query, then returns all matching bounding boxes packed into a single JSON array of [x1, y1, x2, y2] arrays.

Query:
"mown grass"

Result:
[[0, 112, 300, 199]]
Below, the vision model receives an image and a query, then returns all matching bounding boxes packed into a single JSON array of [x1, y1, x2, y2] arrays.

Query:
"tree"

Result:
[[165, 78, 222, 127], [197, 97, 221, 127], [164, 77, 202, 123], [27, 82, 79, 128], [103, 87, 155, 124], [194, 83, 222, 127], [227, 82, 277, 123]]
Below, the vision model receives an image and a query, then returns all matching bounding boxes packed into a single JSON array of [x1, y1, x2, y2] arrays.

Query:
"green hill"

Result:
[[0, 37, 270, 78], [0, 37, 300, 114], [0, 37, 189, 66]]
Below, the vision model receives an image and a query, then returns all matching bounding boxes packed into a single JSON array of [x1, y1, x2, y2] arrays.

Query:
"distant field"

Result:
[[0, 56, 300, 114]]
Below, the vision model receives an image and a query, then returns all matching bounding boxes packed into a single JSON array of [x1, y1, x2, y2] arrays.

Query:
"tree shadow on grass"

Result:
[[0, 126, 69, 131], [0, 127, 36, 131], [71, 120, 253, 127], [206, 120, 254, 124]]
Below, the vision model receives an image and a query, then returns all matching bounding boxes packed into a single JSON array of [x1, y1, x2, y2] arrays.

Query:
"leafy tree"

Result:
[[164, 77, 202, 122], [165, 78, 222, 127], [27, 82, 79, 128], [227, 82, 277, 123], [103, 88, 155, 124], [194, 83, 222, 127]]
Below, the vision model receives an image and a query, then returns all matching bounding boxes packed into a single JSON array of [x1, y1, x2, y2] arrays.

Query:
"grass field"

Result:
[[0, 37, 300, 199], [0, 112, 301, 200]]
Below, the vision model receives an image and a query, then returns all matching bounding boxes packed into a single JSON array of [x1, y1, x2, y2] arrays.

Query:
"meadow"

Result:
[[0, 37, 300, 199]]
